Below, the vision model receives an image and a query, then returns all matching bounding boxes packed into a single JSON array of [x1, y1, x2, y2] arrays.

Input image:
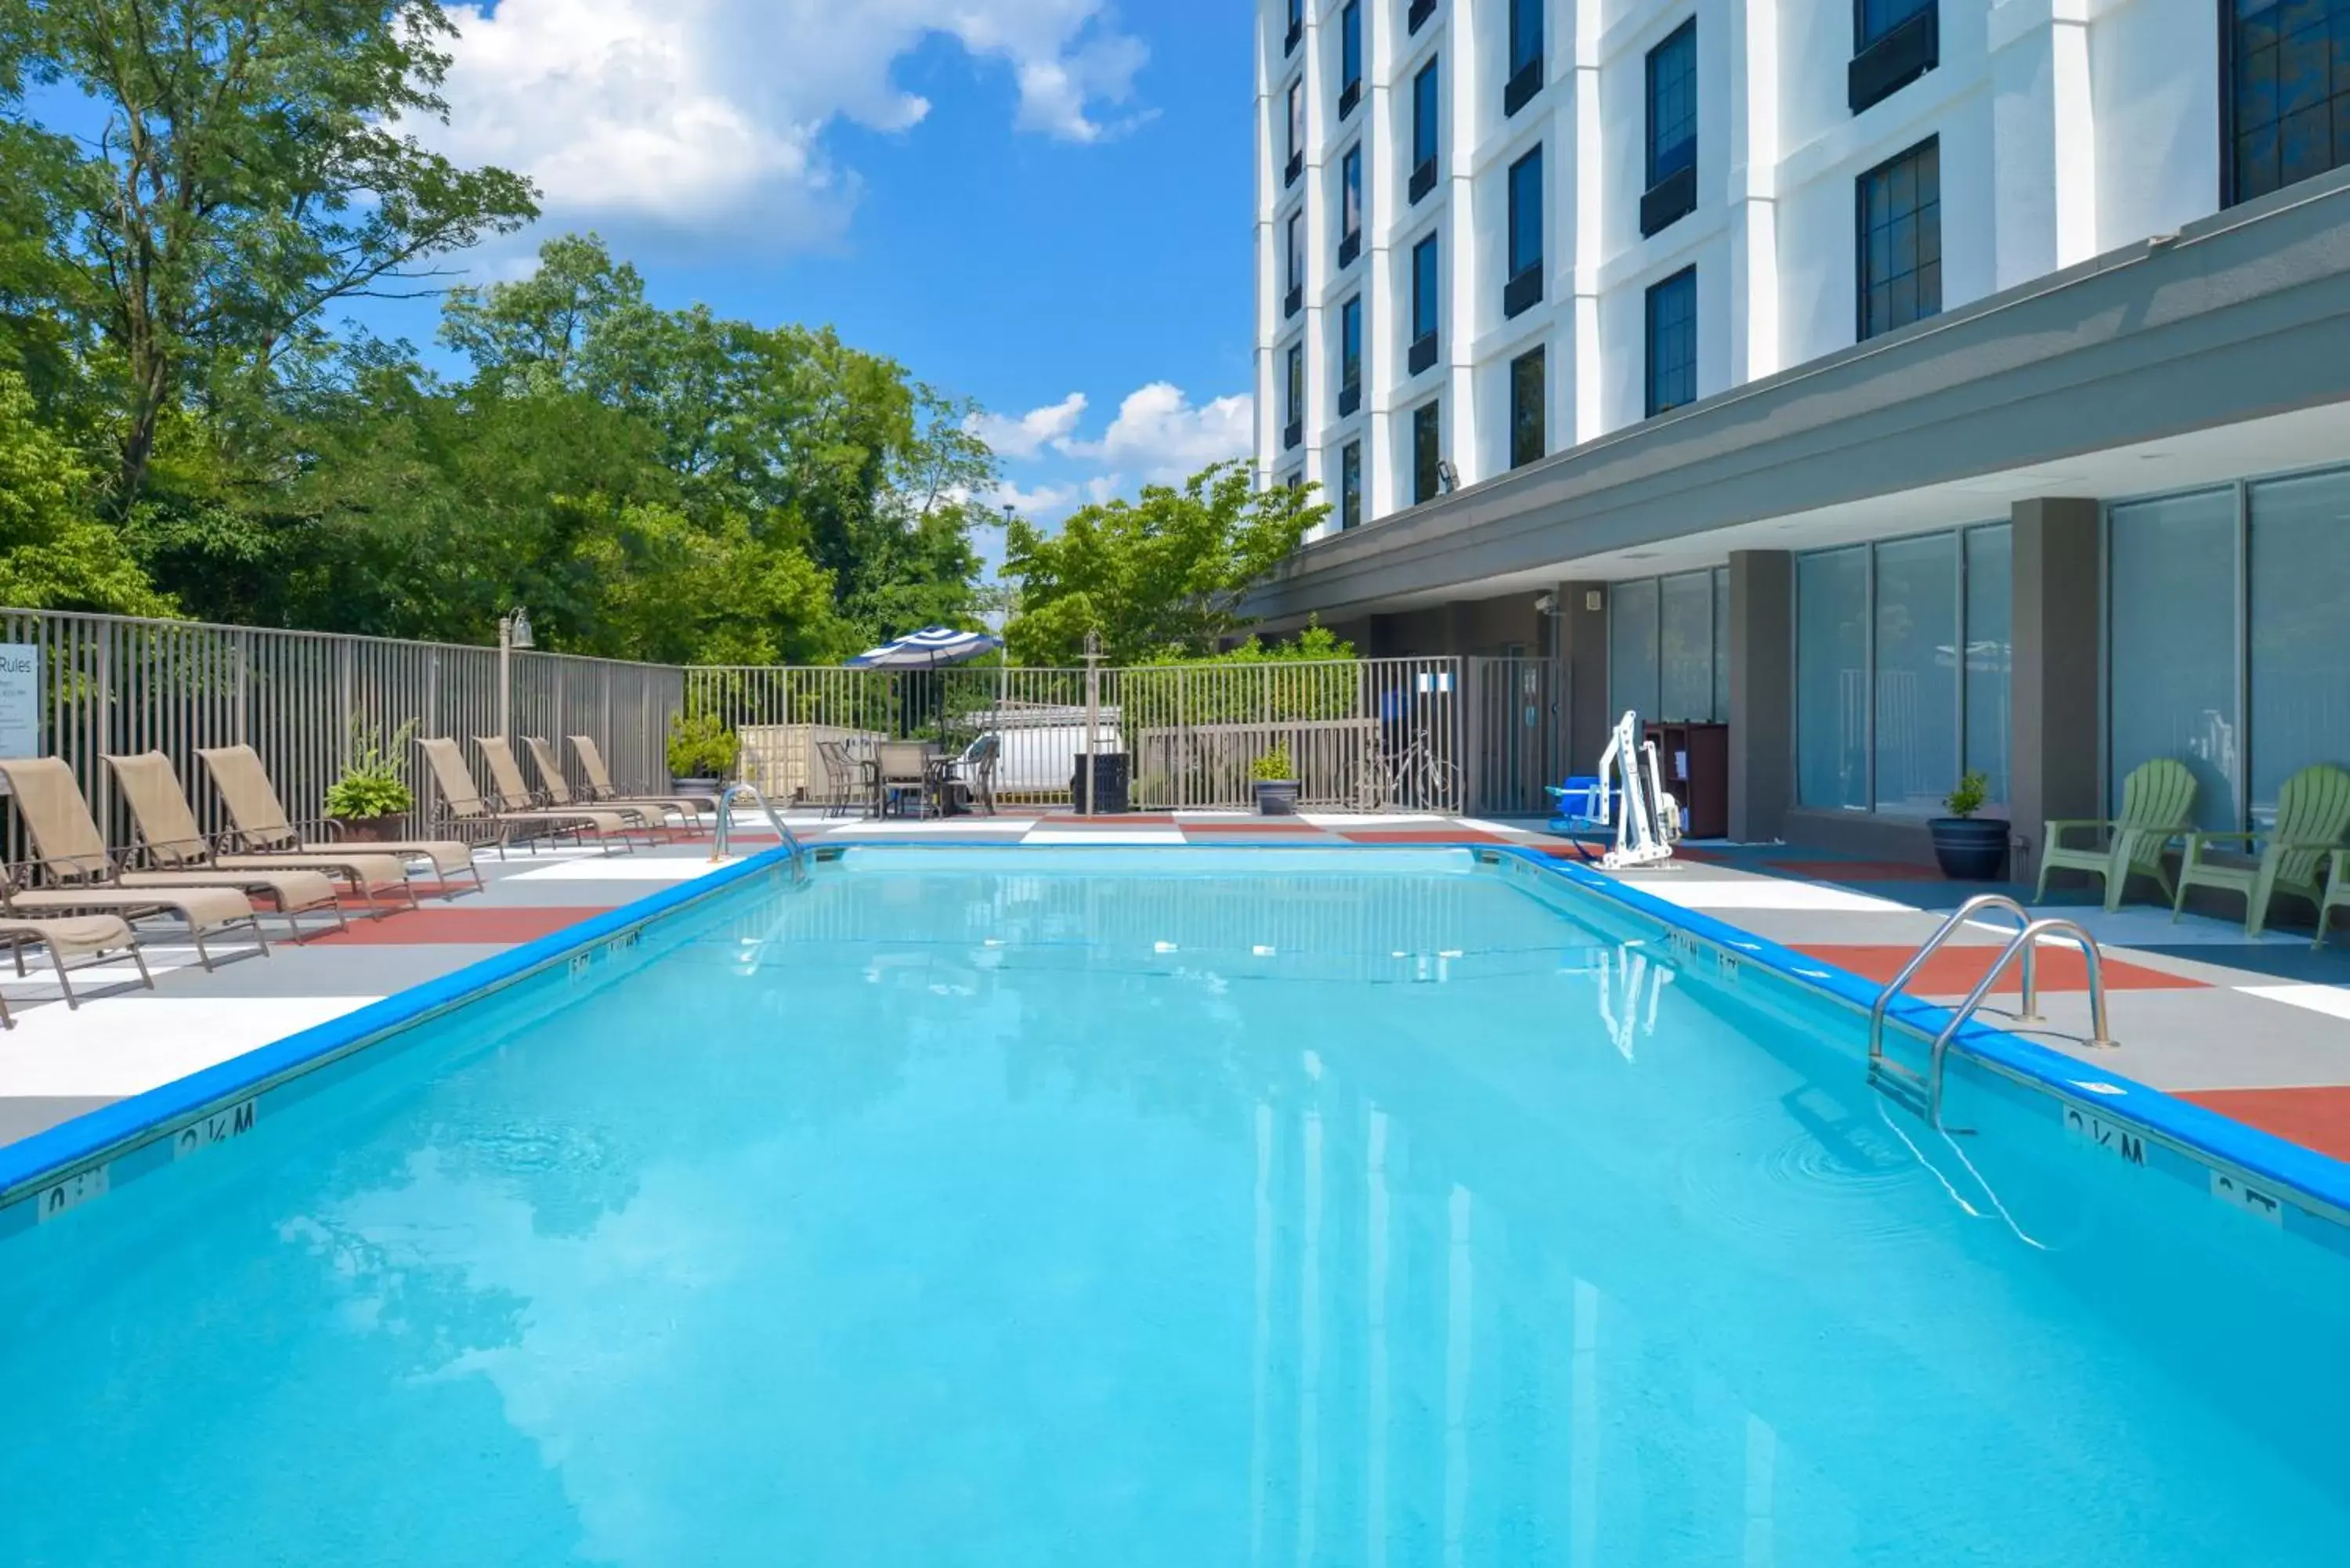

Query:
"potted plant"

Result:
[[324, 724, 416, 843], [1929, 771, 2008, 880], [1252, 743, 1300, 816], [667, 711, 739, 800]]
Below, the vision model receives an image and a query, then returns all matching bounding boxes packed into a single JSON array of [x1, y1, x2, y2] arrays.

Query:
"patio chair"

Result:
[[2171, 763, 2350, 938], [566, 735, 715, 827], [196, 743, 484, 898], [2034, 757, 2198, 912], [815, 739, 873, 819], [874, 742, 934, 819], [947, 732, 1000, 816], [468, 737, 643, 852], [2318, 851, 2350, 951], [413, 738, 628, 858], [523, 735, 700, 834], [104, 751, 420, 914], [0, 909, 152, 1024], [0, 757, 302, 955]]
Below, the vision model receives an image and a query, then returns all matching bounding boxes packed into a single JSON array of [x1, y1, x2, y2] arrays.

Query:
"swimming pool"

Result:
[[3, 845, 2348, 1566]]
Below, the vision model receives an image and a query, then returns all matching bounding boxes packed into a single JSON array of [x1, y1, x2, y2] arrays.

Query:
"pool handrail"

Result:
[[712, 782, 808, 876], [1927, 916, 2116, 1125], [1867, 894, 2040, 1082]]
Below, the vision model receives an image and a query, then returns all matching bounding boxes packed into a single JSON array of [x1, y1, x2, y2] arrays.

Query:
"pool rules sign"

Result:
[[0, 643, 39, 768]]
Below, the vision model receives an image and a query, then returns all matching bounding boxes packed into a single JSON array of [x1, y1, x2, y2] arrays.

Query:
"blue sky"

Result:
[[346, 0, 1260, 525]]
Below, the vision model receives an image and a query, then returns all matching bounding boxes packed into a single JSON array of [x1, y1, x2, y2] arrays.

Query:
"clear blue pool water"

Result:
[[3, 847, 2348, 1566]]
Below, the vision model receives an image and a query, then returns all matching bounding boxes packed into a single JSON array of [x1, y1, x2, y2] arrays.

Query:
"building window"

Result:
[[1412, 399, 1442, 504], [1339, 143, 1363, 266], [1796, 525, 2012, 814], [1286, 0, 1304, 52], [1857, 0, 1932, 51], [2228, 0, 2350, 204], [1646, 20, 1697, 184], [1284, 209, 1304, 317], [1505, 146, 1544, 317], [1340, 441, 1364, 529], [1610, 578, 1661, 722], [1411, 58, 1441, 202], [1409, 233, 1440, 374], [1285, 78, 1306, 184], [1284, 342, 1305, 449], [1340, 294, 1363, 414], [2110, 489, 2240, 833], [1644, 266, 1697, 417], [1856, 137, 1940, 341], [1506, 0, 1545, 115], [1509, 346, 1545, 469], [1340, 2, 1364, 114], [1612, 568, 1732, 723]]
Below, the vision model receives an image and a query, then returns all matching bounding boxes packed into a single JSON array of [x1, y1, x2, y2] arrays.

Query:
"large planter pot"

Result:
[[1254, 779, 1301, 817], [331, 814, 407, 844], [672, 776, 722, 802], [1929, 816, 2008, 880]]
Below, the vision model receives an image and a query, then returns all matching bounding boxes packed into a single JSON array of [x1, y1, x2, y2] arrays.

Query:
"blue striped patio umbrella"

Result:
[[845, 626, 1003, 668]]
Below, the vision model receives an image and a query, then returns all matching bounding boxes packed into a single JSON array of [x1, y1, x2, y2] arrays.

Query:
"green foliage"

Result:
[[324, 721, 417, 819], [1945, 771, 1989, 818], [1003, 462, 1329, 665], [666, 711, 739, 779], [0, 370, 172, 612], [1250, 743, 1296, 782]]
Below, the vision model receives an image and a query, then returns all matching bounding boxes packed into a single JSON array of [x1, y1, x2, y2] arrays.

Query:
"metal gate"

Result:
[[1464, 656, 1569, 818]]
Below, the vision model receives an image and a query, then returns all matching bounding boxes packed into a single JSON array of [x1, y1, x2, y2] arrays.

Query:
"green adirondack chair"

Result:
[[2034, 757, 2197, 912], [2316, 850, 2350, 951], [2173, 763, 2350, 938]]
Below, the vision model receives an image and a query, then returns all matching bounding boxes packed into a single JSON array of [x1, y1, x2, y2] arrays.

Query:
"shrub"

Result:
[[1251, 743, 1296, 782], [667, 711, 739, 779], [1944, 771, 1989, 818], [324, 722, 417, 819]]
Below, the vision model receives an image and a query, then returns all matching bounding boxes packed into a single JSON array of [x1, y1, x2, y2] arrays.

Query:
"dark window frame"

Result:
[[1340, 440, 1364, 529], [1854, 136, 1942, 342], [1340, 1, 1364, 110], [1411, 56, 1441, 202], [1339, 143, 1364, 261], [1848, 0, 1936, 112], [1506, 0, 1546, 114], [1339, 294, 1364, 415], [1412, 399, 1443, 504], [1409, 233, 1441, 373], [1509, 345, 1546, 470], [1284, 341, 1306, 450], [1645, 20, 1697, 188], [1644, 265, 1697, 418], [1505, 146, 1545, 316], [2222, 0, 2350, 206]]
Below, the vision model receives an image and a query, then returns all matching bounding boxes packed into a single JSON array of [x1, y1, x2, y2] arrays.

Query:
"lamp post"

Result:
[[497, 605, 533, 742]]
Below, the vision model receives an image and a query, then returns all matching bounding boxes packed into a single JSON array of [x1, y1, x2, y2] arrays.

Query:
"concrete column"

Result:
[[1726, 551, 1793, 843], [2008, 497, 2102, 887], [1559, 581, 1611, 768], [1568, 0, 1606, 444], [1726, 0, 1781, 387], [1989, 0, 2098, 287]]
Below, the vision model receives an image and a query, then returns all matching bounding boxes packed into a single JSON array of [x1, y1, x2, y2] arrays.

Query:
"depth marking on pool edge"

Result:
[[34, 1165, 108, 1223], [174, 1099, 257, 1158]]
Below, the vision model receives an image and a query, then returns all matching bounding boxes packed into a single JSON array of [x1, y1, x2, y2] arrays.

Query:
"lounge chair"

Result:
[[195, 743, 485, 898], [567, 735, 715, 826], [0, 757, 344, 942], [523, 735, 700, 833], [2034, 757, 2197, 912], [2318, 851, 2350, 952], [104, 751, 421, 915], [0, 909, 152, 1025], [2171, 763, 2350, 938], [472, 736, 644, 849], [875, 742, 934, 818], [0, 761, 278, 968], [414, 738, 631, 858]]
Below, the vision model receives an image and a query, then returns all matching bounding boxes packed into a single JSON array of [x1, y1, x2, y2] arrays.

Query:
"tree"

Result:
[[1002, 462, 1328, 664], [0, 367, 172, 611], [0, 0, 539, 504]]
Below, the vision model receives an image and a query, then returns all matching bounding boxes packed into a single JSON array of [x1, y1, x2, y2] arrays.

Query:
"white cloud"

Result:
[[968, 392, 1089, 461], [422, 0, 1148, 245], [1068, 381, 1255, 483]]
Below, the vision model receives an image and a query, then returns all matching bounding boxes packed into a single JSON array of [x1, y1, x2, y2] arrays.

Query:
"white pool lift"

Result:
[[1566, 710, 1680, 870]]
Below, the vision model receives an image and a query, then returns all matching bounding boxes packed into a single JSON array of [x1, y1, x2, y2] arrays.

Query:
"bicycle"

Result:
[[1354, 731, 1462, 812]]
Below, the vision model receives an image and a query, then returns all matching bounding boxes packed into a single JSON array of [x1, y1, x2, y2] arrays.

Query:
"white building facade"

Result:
[[1253, 0, 2224, 533]]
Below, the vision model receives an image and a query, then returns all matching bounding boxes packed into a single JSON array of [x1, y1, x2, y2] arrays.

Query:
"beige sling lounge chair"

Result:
[[0, 757, 345, 942], [105, 751, 420, 915], [416, 738, 632, 858], [0, 908, 152, 1025], [472, 736, 642, 850], [196, 743, 483, 898], [568, 735, 715, 826], [522, 735, 701, 833]]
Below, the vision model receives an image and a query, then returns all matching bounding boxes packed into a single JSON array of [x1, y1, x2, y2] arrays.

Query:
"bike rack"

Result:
[[1867, 894, 2117, 1127], [711, 782, 808, 877]]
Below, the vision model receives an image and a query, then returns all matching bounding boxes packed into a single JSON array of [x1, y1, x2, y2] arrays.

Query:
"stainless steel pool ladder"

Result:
[[712, 782, 809, 877], [1867, 894, 2116, 1128]]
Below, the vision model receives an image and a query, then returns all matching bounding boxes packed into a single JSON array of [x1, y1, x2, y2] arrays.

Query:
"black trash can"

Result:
[[1070, 752, 1131, 815]]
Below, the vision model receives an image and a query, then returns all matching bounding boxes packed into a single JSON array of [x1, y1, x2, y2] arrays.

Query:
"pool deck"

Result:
[[4, 812, 2348, 1169]]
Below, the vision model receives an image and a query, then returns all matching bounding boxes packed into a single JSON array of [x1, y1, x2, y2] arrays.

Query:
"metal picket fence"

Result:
[[0, 605, 1568, 858]]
